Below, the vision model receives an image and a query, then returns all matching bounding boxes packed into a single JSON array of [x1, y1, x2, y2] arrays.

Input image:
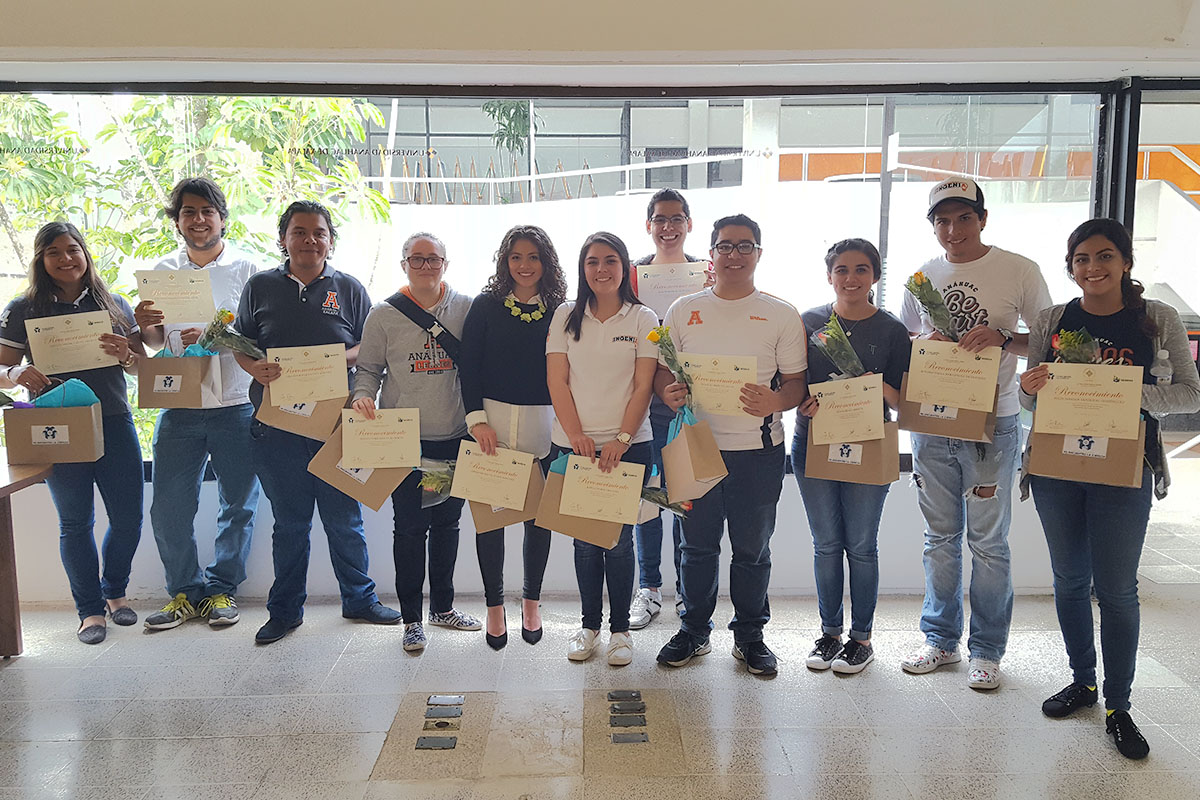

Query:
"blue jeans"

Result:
[[45, 412, 144, 620], [634, 397, 682, 591], [678, 443, 785, 643], [910, 414, 1020, 662], [250, 421, 379, 621], [791, 433, 890, 642], [1031, 468, 1153, 711], [150, 404, 259, 604], [558, 442, 651, 633]]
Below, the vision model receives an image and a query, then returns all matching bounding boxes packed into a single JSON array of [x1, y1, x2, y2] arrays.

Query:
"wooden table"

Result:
[[0, 450, 52, 657]]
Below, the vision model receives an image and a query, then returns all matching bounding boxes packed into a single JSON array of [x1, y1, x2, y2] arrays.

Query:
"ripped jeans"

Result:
[[910, 415, 1020, 663]]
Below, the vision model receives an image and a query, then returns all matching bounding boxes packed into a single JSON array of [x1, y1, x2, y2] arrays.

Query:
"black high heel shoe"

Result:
[[486, 608, 508, 650], [521, 605, 543, 645]]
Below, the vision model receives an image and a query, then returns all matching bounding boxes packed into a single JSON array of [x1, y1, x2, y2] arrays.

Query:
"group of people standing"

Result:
[[2, 176, 1195, 762]]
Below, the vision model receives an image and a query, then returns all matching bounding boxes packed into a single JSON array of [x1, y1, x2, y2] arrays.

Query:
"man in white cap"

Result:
[[899, 178, 1051, 690]]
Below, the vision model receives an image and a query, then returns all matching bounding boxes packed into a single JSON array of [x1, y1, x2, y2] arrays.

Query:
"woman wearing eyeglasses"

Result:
[[352, 233, 481, 653], [460, 225, 569, 649]]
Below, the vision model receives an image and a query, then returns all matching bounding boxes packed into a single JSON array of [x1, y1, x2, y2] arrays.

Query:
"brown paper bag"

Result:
[[897, 373, 998, 443], [4, 404, 105, 464], [138, 354, 222, 409], [1027, 418, 1146, 489], [804, 422, 900, 486], [534, 471, 624, 550], [306, 424, 411, 511], [468, 463, 546, 532], [256, 383, 346, 441], [660, 415, 727, 502]]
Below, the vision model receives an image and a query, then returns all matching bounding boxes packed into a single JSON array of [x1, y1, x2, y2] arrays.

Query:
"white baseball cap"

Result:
[[927, 178, 986, 218]]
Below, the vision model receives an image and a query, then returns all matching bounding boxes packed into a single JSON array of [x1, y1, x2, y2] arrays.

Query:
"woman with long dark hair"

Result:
[[460, 225, 569, 649], [1019, 218, 1200, 759], [0, 222, 146, 644], [546, 232, 657, 665]]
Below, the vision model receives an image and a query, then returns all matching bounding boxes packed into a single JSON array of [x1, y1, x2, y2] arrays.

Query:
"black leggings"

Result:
[[475, 453, 554, 607]]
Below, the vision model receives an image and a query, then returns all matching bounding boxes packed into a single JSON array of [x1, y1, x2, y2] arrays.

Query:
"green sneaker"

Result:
[[144, 593, 199, 631], [198, 594, 239, 627]]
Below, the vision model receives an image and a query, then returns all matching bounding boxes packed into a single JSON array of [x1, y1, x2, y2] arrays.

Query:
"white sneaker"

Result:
[[607, 631, 634, 666], [967, 658, 1001, 690], [567, 629, 600, 662], [900, 643, 962, 674], [629, 588, 662, 630]]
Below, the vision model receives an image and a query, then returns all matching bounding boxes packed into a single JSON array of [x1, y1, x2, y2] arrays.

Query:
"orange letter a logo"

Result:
[[687, 310, 703, 326]]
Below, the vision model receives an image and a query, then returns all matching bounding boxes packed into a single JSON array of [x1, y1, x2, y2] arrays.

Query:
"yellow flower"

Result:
[[911, 272, 926, 285], [217, 309, 234, 325], [520, 313, 532, 322], [647, 330, 661, 343]]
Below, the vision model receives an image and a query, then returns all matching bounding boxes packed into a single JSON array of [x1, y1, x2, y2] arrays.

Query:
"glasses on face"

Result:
[[404, 256, 445, 269], [712, 241, 761, 256], [650, 215, 688, 227]]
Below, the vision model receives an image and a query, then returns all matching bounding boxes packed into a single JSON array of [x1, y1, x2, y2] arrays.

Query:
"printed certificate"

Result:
[[810, 373, 885, 445], [680, 353, 758, 417], [559, 455, 646, 525], [134, 270, 216, 324], [265, 344, 348, 406], [636, 262, 708, 318], [449, 440, 536, 510], [340, 408, 421, 468], [1032, 362, 1143, 440], [25, 311, 117, 374], [905, 340, 1001, 413]]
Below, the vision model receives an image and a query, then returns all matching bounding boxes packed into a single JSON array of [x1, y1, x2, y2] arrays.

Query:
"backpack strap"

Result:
[[385, 292, 461, 363]]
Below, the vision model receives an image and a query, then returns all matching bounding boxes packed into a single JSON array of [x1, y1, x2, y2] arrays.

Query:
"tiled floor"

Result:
[[2, 582, 1199, 800]]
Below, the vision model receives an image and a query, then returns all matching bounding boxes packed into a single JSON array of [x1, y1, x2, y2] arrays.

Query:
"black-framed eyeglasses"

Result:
[[650, 215, 688, 227], [404, 256, 445, 269], [712, 242, 761, 255]]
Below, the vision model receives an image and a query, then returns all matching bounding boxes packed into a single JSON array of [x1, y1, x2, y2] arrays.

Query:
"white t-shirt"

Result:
[[900, 245, 1051, 418], [660, 288, 808, 451], [546, 301, 658, 447], [152, 242, 264, 406]]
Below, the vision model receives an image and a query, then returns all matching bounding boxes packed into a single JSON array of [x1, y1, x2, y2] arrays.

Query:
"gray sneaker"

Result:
[[198, 594, 239, 626], [428, 609, 483, 631], [403, 621, 427, 651], [144, 594, 199, 630]]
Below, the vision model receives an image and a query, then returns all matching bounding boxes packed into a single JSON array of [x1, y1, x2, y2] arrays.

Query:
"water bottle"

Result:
[[1150, 349, 1172, 419]]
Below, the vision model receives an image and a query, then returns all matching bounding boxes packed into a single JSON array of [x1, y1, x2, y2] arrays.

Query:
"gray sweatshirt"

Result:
[[352, 286, 472, 442]]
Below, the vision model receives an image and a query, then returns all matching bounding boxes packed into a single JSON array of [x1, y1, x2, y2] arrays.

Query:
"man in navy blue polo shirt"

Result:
[[234, 200, 400, 644]]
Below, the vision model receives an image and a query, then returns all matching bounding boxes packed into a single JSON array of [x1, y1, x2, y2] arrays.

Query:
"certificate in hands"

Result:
[[340, 408, 421, 469], [266, 344, 348, 406], [1032, 362, 1143, 440], [636, 262, 708, 318], [134, 270, 216, 324], [25, 311, 118, 375], [559, 455, 646, 525], [905, 339, 1001, 413], [449, 439, 536, 510], [680, 353, 759, 417], [810, 373, 885, 445]]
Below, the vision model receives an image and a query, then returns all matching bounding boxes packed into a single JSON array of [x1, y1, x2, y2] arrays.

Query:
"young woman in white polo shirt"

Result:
[[546, 232, 658, 665]]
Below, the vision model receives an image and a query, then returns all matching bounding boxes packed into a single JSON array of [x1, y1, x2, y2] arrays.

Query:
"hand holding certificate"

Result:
[[25, 311, 118, 374], [340, 408, 421, 468], [265, 344, 348, 406], [559, 455, 645, 524], [449, 439, 536, 510], [1032, 363, 1143, 439], [134, 270, 216, 324], [680, 353, 758, 417], [636, 263, 708, 318], [810, 373, 885, 445], [905, 339, 1001, 412]]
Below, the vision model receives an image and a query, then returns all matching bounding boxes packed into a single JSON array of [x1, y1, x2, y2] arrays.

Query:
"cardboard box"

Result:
[[535, 471, 624, 550], [138, 355, 222, 409], [661, 416, 727, 502], [897, 373, 999, 443], [4, 404, 104, 465], [256, 383, 346, 441], [468, 463, 546, 532], [1027, 418, 1146, 489], [306, 425, 411, 511], [804, 421, 901, 486]]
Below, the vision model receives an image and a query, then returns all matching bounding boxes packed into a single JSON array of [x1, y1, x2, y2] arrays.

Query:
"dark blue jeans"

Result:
[[634, 397, 682, 591], [555, 442, 652, 633], [45, 412, 144, 620], [1030, 468, 1153, 712], [391, 469, 465, 623], [250, 421, 380, 622], [791, 433, 890, 641], [678, 443, 785, 643]]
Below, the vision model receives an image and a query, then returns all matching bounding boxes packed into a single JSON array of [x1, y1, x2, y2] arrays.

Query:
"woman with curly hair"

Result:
[[460, 225, 569, 649]]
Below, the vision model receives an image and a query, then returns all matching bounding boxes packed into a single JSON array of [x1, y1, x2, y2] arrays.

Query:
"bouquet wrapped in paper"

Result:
[[647, 325, 694, 410], [418, 459, 454, 508], [640, 486, 692, 519], [198, 309, 265, 360], [905, 271, 958, 341], [1051, 328, 1101, 364], [810, 311, 865, 377]]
